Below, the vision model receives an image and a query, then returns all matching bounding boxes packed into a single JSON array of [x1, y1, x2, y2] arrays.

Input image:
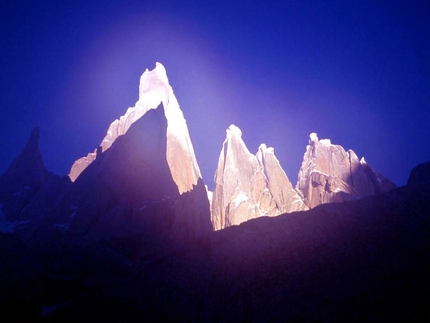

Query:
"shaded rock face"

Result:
[[407, 161, 430, 194], [3, 162, 429, 322], [296, 133, 396, 209], [0, 128, 46, 197], [64, 62, 211, 241], [58, 105, 212, 240], [69, 62, 202, 195], [211, 125, 307, 230], [0, 128, 70, 223]]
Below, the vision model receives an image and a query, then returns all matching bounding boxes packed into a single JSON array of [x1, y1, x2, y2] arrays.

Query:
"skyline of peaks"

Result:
[[3, 63, 400, 221]]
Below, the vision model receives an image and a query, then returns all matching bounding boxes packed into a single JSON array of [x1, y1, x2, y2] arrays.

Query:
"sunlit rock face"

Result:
[[211, 125, 307, 230], [65, 63, 211, 239], [296, 133, 397, 209], [69, 150, 97, 183], [69, 62, 202, 195], [59, 105, 212, 240]]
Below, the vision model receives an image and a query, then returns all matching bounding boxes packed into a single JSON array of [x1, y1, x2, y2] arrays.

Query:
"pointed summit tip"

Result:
[[227, 124, 242, 138], [154, 62, 167, 76], [139, 62, 170, 99], [258, 143, 275, 154], [309, 132, 318, 143], [25, 127, 41, 152], [155, 61, 165, 69]]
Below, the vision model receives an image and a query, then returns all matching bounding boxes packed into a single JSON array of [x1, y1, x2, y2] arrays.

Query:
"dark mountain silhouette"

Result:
[[0, 127, 70, 224]]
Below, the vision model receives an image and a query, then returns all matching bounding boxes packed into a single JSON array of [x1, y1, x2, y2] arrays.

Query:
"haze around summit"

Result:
[[1, 0, 429, 189]]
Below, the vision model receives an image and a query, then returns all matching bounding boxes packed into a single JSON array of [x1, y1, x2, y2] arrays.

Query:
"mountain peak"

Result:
[[69, 62, 203, 193], [296, 133, 396, 208], [24, 127, 40, 153], [258, 143, 275, 155], [309, 132, 331, 145], [0, 127, 50, 220], [227, 124, 242, 138], [211, 126, 307, 230], [138, 62, 169, 101], [309, 132, 318, 142]]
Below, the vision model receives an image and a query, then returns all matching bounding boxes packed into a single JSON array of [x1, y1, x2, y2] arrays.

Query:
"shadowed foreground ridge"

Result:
[[1, 160, 429, 321]]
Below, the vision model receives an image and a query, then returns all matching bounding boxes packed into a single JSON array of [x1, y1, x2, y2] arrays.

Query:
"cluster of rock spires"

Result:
[[0, 63, 211, 241], [3, 62, 430, 321], [0, 63, 396, 237], [210, 128, 396, 230], [211, 125, 308, 230]]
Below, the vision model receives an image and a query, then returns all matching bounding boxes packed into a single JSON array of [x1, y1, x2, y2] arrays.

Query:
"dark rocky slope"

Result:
[[0, 127, 70, 223], [1, 161, 429, 322]]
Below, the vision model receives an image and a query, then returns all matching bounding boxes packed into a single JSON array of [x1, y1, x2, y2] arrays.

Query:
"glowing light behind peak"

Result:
[[0, 1, 428, 190]]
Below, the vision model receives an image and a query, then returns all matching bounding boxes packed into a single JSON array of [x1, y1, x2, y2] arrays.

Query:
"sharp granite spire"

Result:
[[69, 62, 201, 195], [211, 125, 307, 230], [63, 63, 211, 240]]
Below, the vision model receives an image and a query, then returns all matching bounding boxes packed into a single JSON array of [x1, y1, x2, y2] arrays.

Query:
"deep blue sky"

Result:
[[1, 0, 429, 189]]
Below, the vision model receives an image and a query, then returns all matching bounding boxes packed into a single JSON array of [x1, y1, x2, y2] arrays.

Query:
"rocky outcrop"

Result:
[[60, 104, 212, 240], [211, 125, 307, 230], [296, 133, 396, 208], [69, 150, 97, 182], [407, 161, 430, 193], [63, 63, 212, 240], [0, 128, 46, 221], [69, 62, 202, 195], [0, 128, 46, 194], [0, 128, 70, 223]]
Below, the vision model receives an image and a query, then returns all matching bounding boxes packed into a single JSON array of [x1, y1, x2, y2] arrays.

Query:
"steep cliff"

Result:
[[296, 133, 397, 208], [211, 125, 307, 230]]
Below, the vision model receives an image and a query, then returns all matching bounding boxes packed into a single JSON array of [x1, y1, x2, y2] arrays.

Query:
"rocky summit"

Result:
[[69, 62, 202, 195], [0, 127, 70, 224], [296, 132, 396, 209], [211, 125, 307, 230], [0, 63, 212, 241], [62, 63, 212, 240]]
